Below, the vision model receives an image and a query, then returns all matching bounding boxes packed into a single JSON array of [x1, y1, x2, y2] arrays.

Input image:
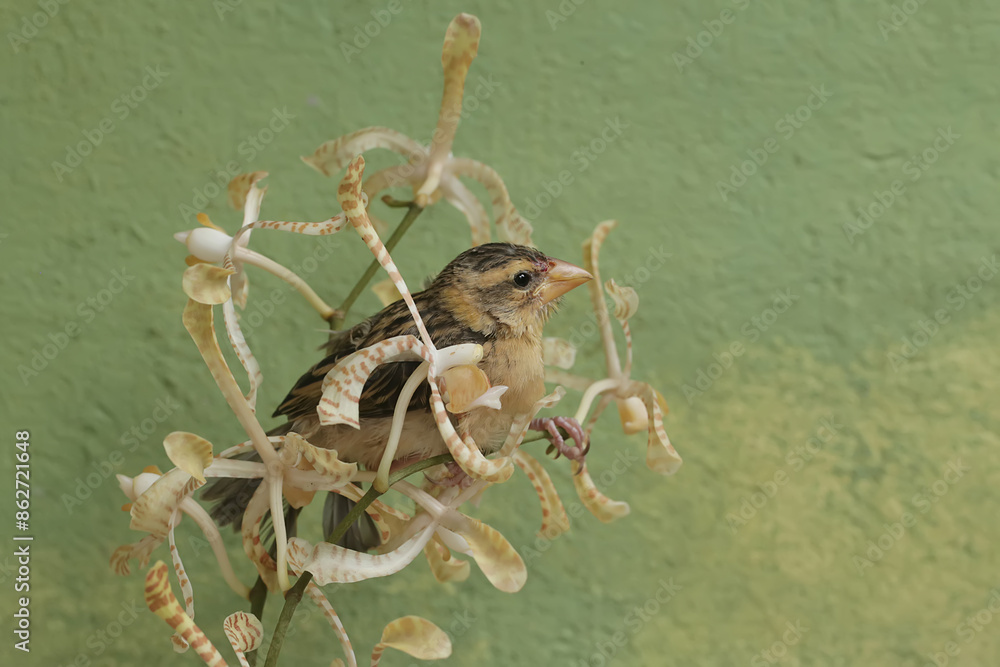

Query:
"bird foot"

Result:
[[529, 416, 589, 465]]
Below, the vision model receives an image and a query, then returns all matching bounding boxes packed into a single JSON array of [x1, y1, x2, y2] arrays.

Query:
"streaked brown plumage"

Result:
[[203, 242, 591, 547]]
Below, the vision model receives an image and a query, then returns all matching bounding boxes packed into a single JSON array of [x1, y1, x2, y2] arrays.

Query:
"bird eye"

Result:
[[512, 271, 532, 288]]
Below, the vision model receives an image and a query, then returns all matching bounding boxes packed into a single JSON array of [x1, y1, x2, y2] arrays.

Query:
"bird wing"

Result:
[[273, 352, 427, 422], [273, 295, 486, 423]]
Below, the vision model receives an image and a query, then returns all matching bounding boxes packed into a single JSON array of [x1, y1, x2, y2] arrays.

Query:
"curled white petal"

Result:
[[287, 525, 437, 585], [432, 343, 483, 372], [464, 384, 507, 411]]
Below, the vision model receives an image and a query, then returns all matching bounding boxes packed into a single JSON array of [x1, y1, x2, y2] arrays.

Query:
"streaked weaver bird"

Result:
[[203, 242, 592, 550]]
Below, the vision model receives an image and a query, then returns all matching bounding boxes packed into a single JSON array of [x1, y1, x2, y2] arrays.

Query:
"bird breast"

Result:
[[458, 334, 545, 452], [479, 335, 545, 414]]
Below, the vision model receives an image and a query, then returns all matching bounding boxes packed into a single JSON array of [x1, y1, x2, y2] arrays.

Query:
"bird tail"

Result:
[[200, 423, 379, 552], [322, 491, 381, 552]]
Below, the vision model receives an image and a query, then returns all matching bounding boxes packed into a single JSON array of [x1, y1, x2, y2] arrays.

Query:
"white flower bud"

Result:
[[175, 227, 233, 262], [617, 395, 649, 435]]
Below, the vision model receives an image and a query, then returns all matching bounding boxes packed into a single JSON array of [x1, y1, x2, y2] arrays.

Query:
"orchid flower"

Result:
[[112, 439, 237, 655], [302, 14, 534, 246], [111, 437, 250, 612], [577, 220, 682, 474], [539, 221, 683, 521], [175, 171, 345, 321], [112, 451, 249, 602]]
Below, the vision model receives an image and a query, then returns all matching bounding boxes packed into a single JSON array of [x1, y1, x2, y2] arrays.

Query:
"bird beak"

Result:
[[537, 259, 593, 304]]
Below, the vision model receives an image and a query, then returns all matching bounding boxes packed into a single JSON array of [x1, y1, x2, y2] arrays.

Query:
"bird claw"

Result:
[[530, 416, 589, 466]]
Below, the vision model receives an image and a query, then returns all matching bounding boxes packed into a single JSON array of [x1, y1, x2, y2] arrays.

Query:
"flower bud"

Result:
[[617, 395, 648, 435], [175, 227, 233, 263]]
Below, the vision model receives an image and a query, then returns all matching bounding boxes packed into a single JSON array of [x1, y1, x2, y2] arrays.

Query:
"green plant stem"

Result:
[[244, 577, 269, 666], [262, 452, 452, 667], [330, 198, 424, 330], [261, 573, 309, 667]]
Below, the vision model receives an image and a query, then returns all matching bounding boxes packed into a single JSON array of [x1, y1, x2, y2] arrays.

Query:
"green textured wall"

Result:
[[2, 1, 999, 665]]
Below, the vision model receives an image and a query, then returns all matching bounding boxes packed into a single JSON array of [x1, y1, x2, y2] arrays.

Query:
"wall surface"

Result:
[[2, 1, 998, 665]]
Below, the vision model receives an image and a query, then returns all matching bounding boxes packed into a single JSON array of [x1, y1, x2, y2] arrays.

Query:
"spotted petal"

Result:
[[144, 562, 227, 667], [513, 450, 570, 539], [304, 582, 357, 667], [130, 468, 203, 538], [222, 298, 262, 411], [423, 539, 471, 583], [227, 171, 268, 212], [302, 127, 426, 176], [605, 279, 639, 322], [241, 484, 279, 592], [318, 336, 425, 428], [448, 157, 533, 245], [371, 616, 451, 667], [110, 544, 135, 576], [426, 378, 514, 483], [416, 14, 482, 203], [167, 527, 191, 609], [439, 517, 526, 593], [163, 432, 214, 484], [571, 462, 631, 523], [582, 220, 623, 377], [182, 263, 234, 305], [362, 162, 426, 202], [635, 382, 682, 475], [284, 432, 358, 480], [287, 525, 436, 585], [110, 534, 161, 576], [338, 156, 435, 348], [223, 611, 263, 667]]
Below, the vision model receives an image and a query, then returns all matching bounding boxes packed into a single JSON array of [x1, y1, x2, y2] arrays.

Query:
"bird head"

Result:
[[431, 243, 593, 336]]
